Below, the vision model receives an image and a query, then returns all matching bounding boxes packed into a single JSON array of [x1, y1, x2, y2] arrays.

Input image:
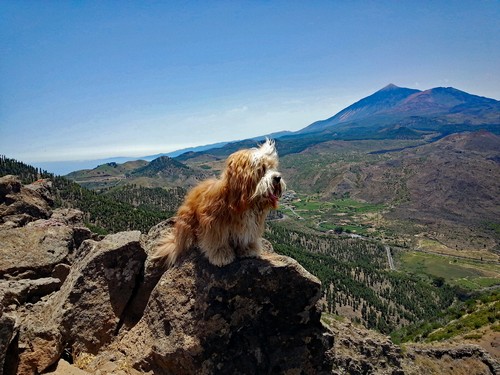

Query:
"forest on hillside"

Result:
[[0, 156, 175, 234], [266, 223, 459, 335]]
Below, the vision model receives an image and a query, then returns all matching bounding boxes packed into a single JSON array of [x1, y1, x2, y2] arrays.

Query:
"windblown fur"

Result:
[[153, 139, 286, 267]]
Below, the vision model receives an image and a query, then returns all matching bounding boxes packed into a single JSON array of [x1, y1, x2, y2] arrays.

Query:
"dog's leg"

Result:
[[235, 210, 266, 258], [207, 244, 236, 266], [239, 240, 262, 258], [198, 227, 236, 266]]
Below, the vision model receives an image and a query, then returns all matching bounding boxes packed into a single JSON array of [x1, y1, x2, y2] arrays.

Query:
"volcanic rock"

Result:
[[84, 248, 334, 375]]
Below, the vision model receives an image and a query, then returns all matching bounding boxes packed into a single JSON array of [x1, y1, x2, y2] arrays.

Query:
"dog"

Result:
[[153, 138, 286, 267]]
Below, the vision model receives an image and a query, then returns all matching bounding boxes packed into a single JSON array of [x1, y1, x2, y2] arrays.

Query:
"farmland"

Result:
[[396, 250, 500, 291]]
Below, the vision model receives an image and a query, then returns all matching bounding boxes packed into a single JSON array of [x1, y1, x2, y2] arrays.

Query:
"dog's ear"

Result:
[[223, 151, 257, 212], [252, 138, 277, 165]]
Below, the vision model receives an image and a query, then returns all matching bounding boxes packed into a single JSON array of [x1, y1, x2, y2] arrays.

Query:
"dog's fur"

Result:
[[153, 139, 286, 267]]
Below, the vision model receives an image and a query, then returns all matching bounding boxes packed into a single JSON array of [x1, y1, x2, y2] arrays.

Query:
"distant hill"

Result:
[[66, 156, 211, 191]]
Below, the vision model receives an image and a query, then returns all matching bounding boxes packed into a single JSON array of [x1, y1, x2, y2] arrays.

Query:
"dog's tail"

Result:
[[152, 222, 193, 268]]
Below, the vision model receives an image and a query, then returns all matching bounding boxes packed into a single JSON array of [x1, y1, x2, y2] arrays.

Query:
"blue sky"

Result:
[[1, 1, 499, 169]]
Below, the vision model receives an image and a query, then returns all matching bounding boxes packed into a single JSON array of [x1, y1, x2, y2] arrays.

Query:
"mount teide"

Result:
[[170, 84, 499, 163], [299, 84, 499, 135]]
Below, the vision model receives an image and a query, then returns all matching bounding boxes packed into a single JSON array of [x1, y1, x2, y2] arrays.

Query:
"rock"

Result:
[[404, 345, 500, 375], [44, 359, 90, 375], [0, 175, 21, 198], [24, 179, 54, 206], [55, 231, 146, 354], [50, 208, 84, 227], [16, 325, 62, 375], [86, 249, 334, 375], [0, 277, 61, 308], [16, 231, 147, 374], [326, 316, 404, 374], [0, 226, 74, 278], [0, 175, 52, 226], [0, 308, 19, 375], [51, 264, 71, 284]]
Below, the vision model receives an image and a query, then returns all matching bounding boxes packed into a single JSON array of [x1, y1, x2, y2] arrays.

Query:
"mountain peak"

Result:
[[380, 83, 400, 91]]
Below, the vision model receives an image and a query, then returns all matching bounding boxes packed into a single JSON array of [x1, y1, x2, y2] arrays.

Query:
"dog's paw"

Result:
[[208, 247, 236, 267], [240, 242, 262, 258]]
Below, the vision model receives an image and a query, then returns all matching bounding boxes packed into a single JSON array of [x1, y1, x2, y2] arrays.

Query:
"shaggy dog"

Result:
[[154, 139, 286, 267]]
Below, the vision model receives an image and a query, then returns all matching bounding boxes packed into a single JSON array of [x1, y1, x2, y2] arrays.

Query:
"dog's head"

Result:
[[222, 139, 286, 212]]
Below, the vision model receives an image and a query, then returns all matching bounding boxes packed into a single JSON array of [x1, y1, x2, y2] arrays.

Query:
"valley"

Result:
[[3, 84, 498, 357]]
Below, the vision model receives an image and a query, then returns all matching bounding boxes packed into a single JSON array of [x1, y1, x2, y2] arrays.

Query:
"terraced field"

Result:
[[396, 251, 500, 291], [281, 193, 385, 236]]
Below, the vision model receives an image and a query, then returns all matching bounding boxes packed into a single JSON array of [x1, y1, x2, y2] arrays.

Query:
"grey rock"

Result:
[[88, 249, 334, 375], [0, 278, 61, 308]]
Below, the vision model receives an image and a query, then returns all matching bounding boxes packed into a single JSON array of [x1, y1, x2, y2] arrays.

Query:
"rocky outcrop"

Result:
[[0, 175, 498, 375], [0, 226, 74, 278], [0, 176, 335, 374], [403, 345, 500, 375], [16, 231, 146, 375], [0, 176, 52, 228], [85, 247, 334, 375], [325, 317, 404, 375]]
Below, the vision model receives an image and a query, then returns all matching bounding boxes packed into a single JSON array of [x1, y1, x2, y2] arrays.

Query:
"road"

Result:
[[282, 203, 303, 220], [385, 246, 395, 270]]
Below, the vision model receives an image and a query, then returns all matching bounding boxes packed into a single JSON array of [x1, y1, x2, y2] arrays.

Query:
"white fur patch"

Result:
[[251, 138, 277, 166]]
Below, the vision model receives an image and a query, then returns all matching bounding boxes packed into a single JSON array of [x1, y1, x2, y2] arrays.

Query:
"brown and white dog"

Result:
[[154, 139, 286, 267]]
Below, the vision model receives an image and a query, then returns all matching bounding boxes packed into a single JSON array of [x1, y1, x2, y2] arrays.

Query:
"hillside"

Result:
[[0, 157, 174, 235], [279, 131, 500, 253], [66, 156, 211, 191]]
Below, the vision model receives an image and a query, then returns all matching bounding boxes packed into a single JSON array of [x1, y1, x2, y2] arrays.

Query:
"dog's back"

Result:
[[153, 178, 219, 267]]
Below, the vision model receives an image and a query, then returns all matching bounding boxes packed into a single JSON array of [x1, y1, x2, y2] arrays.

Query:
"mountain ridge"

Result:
[[299, 84, 422, 133], [299, 85, 499, 135]]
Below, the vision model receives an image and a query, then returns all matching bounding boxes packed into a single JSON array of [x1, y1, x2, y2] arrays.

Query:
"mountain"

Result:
[[300, 84, 421, 133], [395, 86, 499, 117], [299, 84, 499, 135], [172, 85, 499, 163]]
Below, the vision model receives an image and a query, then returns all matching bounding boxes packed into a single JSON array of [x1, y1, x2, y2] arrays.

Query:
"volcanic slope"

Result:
[[299, 84, 500, 135], [280, 131, 500, 252]]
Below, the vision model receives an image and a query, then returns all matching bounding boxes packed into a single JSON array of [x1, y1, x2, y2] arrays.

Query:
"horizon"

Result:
[[5, 82, 500, 176], [1, 1, 499, 170]]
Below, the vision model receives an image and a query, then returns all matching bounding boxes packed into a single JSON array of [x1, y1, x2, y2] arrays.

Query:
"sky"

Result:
[[1, 1, 499, 172]]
